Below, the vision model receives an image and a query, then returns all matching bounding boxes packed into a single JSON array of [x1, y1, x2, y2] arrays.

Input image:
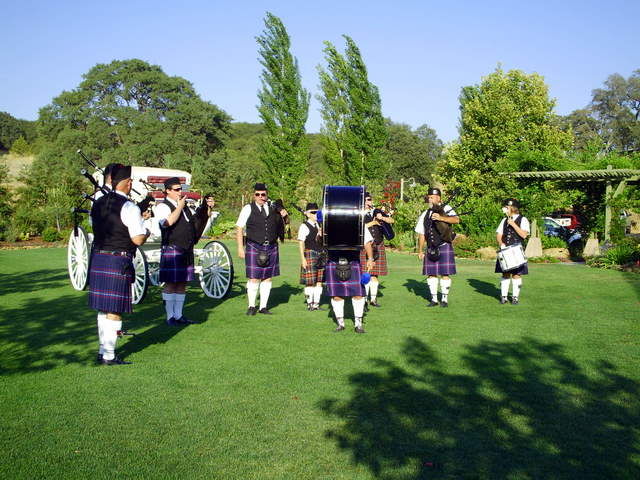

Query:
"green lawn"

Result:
[[1, 243, 638, 479]]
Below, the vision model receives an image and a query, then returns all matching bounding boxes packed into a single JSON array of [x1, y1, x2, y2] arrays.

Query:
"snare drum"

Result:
[[322, 186, 365, 250], [497, 244, 527, 271]]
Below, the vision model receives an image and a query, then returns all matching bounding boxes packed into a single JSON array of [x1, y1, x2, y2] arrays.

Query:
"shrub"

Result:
[[453, 232, 497, 258], [41, 227, 62, 242], [540, 235, 566, 249], [210, 220, 237, 239]]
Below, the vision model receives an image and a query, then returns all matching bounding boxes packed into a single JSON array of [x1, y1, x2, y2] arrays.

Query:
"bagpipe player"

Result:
[[88, 164, 150, 365]]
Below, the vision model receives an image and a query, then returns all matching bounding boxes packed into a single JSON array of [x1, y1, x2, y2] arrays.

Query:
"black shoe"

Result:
[[306, 303, 314, 311], [511, 297, 519, 305], [101, 356, 132, 365], [166, 317, 178, 326], [369, 301, 381, 308], [246, 307, 257, 316], [96, 353, 103, 364], [355, 326, 365, 334], [440, 301, 448, 308], [175, 316, 197, 324], [500, 296, 508, 304], [427, 301, 439, 307], [258, 308, 273, 315], [334, 325, 345, 332], [313, 304, 325, 311]]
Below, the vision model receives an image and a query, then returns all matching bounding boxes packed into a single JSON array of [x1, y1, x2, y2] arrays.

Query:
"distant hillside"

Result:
[[1, 153, 34, 187]]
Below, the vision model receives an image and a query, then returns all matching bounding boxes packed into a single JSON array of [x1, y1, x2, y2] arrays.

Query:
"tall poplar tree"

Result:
[[317, 35, 388, 186], [256, 12, 310, 202]]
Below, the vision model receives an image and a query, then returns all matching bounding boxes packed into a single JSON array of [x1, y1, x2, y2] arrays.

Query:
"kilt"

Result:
[[159, 245, 195, 283], [422, 242, 457, 276], [360, 243, 388, 276], [325, 254, 365, 298], [495, 258, 529, 275], [245, 241, 280, 280], [300, 249, 325, 286], [88, 251, 134, 314]]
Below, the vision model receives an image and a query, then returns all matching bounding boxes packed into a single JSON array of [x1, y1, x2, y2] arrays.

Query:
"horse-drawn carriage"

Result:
[[67, 162, 234, 304]]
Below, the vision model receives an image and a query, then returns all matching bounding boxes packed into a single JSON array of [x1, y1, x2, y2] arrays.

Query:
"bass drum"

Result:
[[322, 185, 365, 250]]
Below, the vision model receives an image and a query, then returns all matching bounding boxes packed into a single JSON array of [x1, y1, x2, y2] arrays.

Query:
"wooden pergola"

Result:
[[502, 166, 640, 241]]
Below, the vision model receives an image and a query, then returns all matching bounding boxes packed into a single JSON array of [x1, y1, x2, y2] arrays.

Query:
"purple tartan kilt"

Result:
[[300, 249, 325, 286], [360, 243, 388, 276], [245, 241, 280, 280], [88, 252, 133, 314], [495, 258, 529, 275], [325, 259, 365, 298], [422, 242, 457, 276], [159, 245, 195, 283]]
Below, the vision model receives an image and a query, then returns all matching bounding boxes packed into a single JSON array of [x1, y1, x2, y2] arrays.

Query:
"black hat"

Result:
[[503, 198, 520, 208], [305, 202, 319, 211], [364, 192, 372, 199], [110, 164, 131, 186], [427, 187, 442, 196], [103, 163, 119, 180], [254, 182, 267, 191], [164, 177, 181, 190]]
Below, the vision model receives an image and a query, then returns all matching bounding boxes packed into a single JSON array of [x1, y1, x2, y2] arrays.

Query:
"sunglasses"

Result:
[[309, 210, 318, 214], [254, 192, 267, 197], [365, 198, 372, 201], [169, 187, 182, 192]]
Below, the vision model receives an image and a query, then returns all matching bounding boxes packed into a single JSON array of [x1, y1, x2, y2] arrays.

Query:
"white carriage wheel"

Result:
[[147, 261, 161, 287], [199, 241, 234, 299], [67, 226, 90, 291], [131, 247, 149, 304]]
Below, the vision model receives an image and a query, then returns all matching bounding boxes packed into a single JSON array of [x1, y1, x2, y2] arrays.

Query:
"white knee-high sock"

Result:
[[500, 278, 511, 297], [162, 293, 175, 320], [313, 285, 323, 305], [247, 282, 259, 307], [331, 299, 345, 326], [259, 281, 272, 309], [174, 293, 186, 319], [369, 278, 379, 302], [440, 278, 451, 302], [427, 277, 439, 302], [352, 297, 365, 319], [97, 312, 106, 355], [103, 319, 122, 361], [304, 286, 314, 304], [512, 278, 522, 297]]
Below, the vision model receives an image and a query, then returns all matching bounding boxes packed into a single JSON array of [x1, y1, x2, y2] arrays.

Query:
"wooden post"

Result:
[[604, 165, 612, 243]]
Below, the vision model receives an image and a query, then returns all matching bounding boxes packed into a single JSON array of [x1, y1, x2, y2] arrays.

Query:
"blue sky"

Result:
[[1, 0, 638, 142]]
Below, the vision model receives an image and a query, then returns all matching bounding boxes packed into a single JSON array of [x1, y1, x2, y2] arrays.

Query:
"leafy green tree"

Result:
[[590, 70, 640, 153], [385, 120, 442, 185], [10, 136, 31, 155], [256, 12, 310, 203], [317, 35, 388, 186], [20, 59, 231, 233], [439, 67, 573, 234], [0, 112, 36, 151], [0, 162, 13, 240]]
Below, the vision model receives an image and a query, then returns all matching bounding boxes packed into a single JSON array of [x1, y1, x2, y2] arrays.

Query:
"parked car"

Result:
[[543, 217, 583, 245]]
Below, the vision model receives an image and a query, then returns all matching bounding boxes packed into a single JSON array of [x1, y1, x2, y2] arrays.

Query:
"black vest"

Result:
[[303, 221, 322, 251], [91, 192, 137, 254], [502, 215, 524, 246], [364, 210, 384, 245], [423, 209, 443, 247], [246, 203, 279, 244], [161, 201, 196, 251]]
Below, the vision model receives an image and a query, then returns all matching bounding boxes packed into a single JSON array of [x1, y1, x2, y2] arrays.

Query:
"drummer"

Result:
[[298, 202, 325, 311], [496, 198, 530, 305], [326, 229, 375, 334]]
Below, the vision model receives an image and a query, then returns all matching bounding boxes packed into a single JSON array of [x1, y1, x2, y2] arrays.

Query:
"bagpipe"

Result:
[[371, 207, 395, 241]]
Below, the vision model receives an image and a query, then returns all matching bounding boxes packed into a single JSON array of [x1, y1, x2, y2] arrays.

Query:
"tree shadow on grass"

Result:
[[0, 269, 70, 295], [467, 278, 500, 300], [0, 289, 182, 375], [404, 279, 427, 300], [319, 337, 640, 479], [269, 282, 302, 310]]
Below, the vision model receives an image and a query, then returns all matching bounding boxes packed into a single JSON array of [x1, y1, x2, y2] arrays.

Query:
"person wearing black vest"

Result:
[[415, 188, 460, 307], [495, 198, 530, 305], [298, 203, 325, 311], [156, 177, 198, 325], [235, 183, 288, 315], [359, 192, 393, 308], [88, 165, 150, 365]]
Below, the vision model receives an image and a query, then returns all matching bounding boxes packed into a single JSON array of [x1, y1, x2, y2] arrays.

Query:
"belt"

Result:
[[249, 240, 276, 247], [96, 250, 132, 257]]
